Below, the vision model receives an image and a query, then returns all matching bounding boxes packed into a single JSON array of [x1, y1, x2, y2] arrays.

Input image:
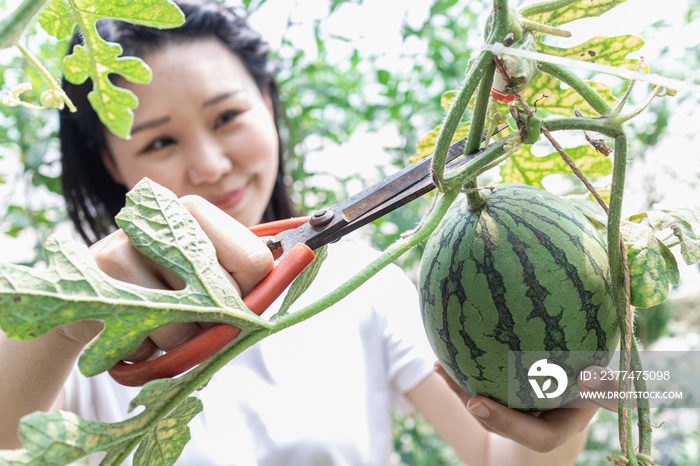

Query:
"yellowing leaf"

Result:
[[521, 68, 619, 117], [621, 221, 680, 308], [539, 35, 649, 72], [499, 144, 612, 188], [39, 0, 185, 138], [409, 123, 470, 165], [441, 90, 456, 111], [526, 0, 627, 27], [4, 372, 205, 464], [134, 397, 202, 465], [647, 207, 700, 265]]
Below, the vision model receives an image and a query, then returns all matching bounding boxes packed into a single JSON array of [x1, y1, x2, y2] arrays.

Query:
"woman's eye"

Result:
[[215, 109, 240, 128], [143, 136, 175, 153]]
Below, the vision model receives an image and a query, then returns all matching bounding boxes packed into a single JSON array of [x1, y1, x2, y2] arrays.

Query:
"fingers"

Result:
[[180, 195, 273, 296], [434, 361, 474, 405], [465, 395, 597, 452], [434, 361, 598, 452], [90, 195, 273, 362]]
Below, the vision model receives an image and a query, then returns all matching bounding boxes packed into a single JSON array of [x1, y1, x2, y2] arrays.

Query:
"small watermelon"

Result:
[[419, 184, 619, 410]]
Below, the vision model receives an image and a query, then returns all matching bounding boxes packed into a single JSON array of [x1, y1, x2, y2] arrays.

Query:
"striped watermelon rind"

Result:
[[419, 184, 619, 410]]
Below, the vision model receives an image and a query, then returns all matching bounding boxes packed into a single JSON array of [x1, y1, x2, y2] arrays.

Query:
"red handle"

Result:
[[108, 218, 314, 387]]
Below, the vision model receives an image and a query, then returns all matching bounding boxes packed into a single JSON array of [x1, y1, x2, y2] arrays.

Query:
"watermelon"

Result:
[[419, 184, 619, 410]]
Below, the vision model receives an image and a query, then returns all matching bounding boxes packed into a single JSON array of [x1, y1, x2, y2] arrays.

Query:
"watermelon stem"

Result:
[[431, 0, 509, 192], [272, 190, 459, 331], [465, 184, 488, 211], [539, 61, 614, 116]]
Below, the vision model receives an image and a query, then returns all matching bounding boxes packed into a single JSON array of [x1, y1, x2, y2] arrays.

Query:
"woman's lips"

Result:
[[209, 185, 246, 211]]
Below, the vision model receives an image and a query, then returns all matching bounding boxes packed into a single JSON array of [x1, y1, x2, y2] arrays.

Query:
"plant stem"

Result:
[[520, 18, 571, 37], [0, 0, 48, 49], [607, 133, 647, 464], [518, 0, 580, 17], [464, 58, 496, 209], [539, 61, 614, 116], [631, 338, 652, 456], [431, 53, 492, 191], [536, 121, 653, 461], [273, 189, 459, 332], [543, 116, 622, 138], [431, 0, 509, 190], [110, 326, 272, 465], [16, 42, 77, 112]]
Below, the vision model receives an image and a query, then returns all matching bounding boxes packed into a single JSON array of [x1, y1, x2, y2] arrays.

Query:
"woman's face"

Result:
[[104, 38, 279, 227]]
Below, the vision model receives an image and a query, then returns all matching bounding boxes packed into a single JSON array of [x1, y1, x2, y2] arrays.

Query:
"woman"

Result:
[[0, 1, 611, 464]]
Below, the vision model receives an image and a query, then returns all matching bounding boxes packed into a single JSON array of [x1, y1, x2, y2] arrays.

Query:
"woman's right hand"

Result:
[[54, 194, 275, 361]]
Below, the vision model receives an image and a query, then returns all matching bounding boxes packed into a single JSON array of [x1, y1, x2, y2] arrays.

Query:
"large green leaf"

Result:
[[0, 178, 269, 377], [37, 0, 185, 138], [499, 143, 612, 188], [621, 221, 680, 308]]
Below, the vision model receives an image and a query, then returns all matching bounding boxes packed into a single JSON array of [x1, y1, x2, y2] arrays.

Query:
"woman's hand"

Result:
[[434, 362, 620, 453], [55, 195, 274, 361]]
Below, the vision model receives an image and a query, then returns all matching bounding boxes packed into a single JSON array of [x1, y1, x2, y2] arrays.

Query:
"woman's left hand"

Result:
[[434, 362, 618, 453]]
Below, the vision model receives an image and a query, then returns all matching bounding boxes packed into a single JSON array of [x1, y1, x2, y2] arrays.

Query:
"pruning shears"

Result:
[[109, 126, 508, 386]]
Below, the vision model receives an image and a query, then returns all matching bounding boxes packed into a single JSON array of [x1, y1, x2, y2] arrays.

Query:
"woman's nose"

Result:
[[186, 138, 233, 185]]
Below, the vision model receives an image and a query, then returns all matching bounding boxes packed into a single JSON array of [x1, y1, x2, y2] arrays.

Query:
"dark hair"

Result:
[[60, 0, 295, 245]]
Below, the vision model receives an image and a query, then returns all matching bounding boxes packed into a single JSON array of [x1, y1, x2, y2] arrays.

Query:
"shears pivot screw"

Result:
[[310, 209, 334, 228]]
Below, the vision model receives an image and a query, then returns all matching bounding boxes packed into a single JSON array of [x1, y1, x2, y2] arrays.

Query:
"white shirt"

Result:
[[64, 240, 435, 465]]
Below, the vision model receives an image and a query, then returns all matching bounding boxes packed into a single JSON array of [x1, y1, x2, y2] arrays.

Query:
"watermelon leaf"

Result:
[[274, 245, 329, 319], [409, 123, 471, 165], [621, 221, 680, 309], [520, 34, 648, 118], [523, 0, 627, 27], [646, 207, 700, 265], [133, 396, 203, 464], [4, 368, 209, 464], [0, 178, 270, 377], [38, 0, 185, 138], [499, 144, 612, 188]]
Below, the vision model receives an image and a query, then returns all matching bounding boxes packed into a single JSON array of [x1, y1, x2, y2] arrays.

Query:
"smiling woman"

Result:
[[59, 3, 296, 245], [102, 39, 279, 228]]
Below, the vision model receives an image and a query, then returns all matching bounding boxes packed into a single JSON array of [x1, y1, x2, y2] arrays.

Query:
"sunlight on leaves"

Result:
[[525, 0, 627, 27], [409, 123, 470, 164], [539, 35, 649, 71], [522, 34, 648, 117], [37, 0, 185, 138], [499, 144, 612, 188]]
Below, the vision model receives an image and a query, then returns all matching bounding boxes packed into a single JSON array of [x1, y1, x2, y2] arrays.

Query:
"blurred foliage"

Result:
[[0, 8, 67, 266], [248, 0, 489, 274], [392, 412, 460, 466]]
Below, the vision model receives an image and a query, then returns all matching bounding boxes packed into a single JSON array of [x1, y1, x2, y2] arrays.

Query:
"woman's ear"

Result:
[[101, 150, 125, 185]]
